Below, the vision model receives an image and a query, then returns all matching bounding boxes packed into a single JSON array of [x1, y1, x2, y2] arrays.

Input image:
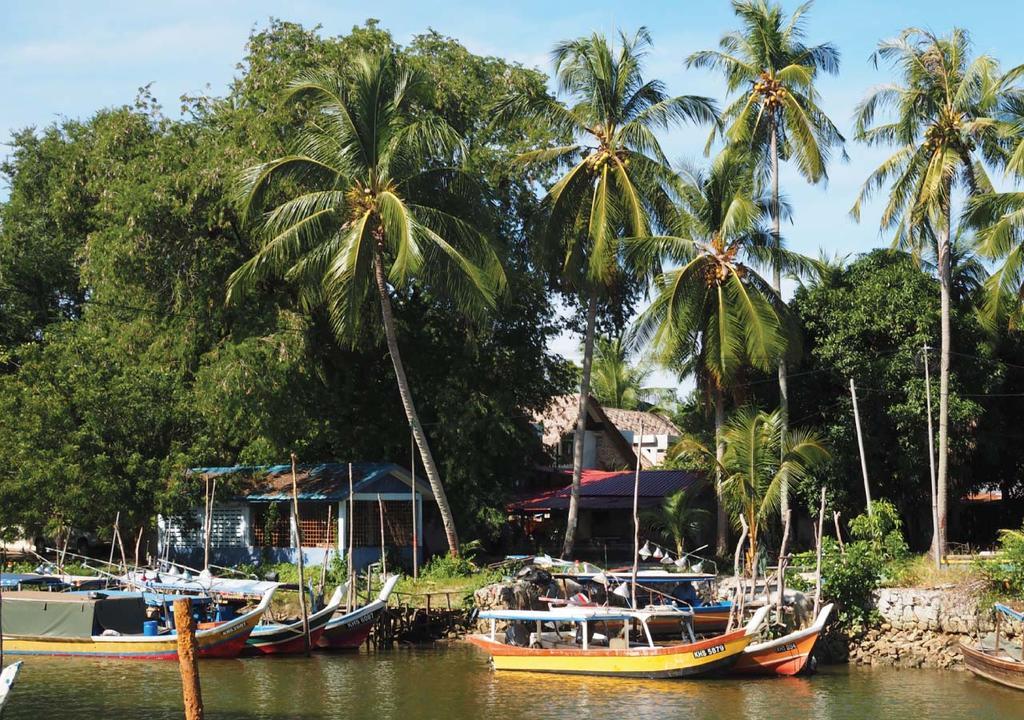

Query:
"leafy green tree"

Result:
[[678, 407, 828, 573], [688, 0, 844, 518], [228, 52, 507, 556], [633, 149, 807, 554], [496, 27, 717, 557], [785, 250, 1024, 543], [642, 489, 710, 555], [850, 28, 1018, 556]]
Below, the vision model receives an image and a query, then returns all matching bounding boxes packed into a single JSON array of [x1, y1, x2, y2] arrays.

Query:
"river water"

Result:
[[2, 644, 1019, 719]]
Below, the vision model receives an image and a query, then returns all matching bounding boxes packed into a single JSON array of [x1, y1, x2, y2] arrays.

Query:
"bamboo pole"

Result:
[[813, 488, 826, 616], [290, 453, 311, 656], [630, 422, 644, 610], [347, 462, 355, 611], [134, 525, 145, 567], [411, 428, 418, 579], [775, 510, 791, 626], [378, 493, 387, 578], [833, 511, 845, 553], [850, 379, 873, 516], [320, 505, 334, 596], [174, 598, 205, 720]]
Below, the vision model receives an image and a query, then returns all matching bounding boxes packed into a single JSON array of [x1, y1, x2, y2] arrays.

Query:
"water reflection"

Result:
[[1, 644, 1019, 720]]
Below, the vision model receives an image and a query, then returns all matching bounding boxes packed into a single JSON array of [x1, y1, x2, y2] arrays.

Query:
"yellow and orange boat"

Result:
[[731, 603, 833, 676], [0, 588, 273, 659], [467, 606, 767, 679]]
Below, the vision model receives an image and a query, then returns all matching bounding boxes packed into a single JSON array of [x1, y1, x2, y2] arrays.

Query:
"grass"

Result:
[[883, 554, 983, 589]]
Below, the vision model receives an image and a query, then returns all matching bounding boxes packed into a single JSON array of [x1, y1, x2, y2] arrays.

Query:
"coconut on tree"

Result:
[[851, 28, 1018, 557], [687, 0, 844, 519], [494, 27, 718, 558], [228, 52, 506, 556], [631, 149, 813, 555]]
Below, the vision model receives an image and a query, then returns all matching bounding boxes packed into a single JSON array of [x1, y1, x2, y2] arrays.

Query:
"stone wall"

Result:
[[845, 586, 999, 670]]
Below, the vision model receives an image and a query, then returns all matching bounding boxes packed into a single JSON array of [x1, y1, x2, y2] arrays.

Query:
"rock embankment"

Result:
[[845, 586, 997, 670]]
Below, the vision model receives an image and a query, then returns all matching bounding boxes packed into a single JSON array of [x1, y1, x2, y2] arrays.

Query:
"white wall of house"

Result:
[[556, 430, 598, 469], [621, 430, 677, 466]]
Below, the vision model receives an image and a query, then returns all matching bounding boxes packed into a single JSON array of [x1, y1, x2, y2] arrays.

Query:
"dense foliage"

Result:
[[0, 21, 571, 543]]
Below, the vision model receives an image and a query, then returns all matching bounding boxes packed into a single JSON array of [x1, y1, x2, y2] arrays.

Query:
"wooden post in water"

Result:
[[347, 462, 355, 611], [813, 488, 826, 616], [174, 598, 204, 720], [290, 453, 311, 656]]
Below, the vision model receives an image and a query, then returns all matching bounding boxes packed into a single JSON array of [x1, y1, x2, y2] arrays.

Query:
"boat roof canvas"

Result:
[[1, 591, 147, 638], [478, 608, 638, 623]]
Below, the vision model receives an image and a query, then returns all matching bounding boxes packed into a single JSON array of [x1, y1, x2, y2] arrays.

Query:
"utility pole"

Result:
[[923, 345, 940, 569], [850, 379, 873, 516]]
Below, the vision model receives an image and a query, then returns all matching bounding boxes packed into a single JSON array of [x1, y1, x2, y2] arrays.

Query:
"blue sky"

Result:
[[3, 0, 1021, 386]]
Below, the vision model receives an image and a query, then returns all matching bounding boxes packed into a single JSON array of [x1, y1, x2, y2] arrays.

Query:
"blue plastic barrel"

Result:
[[143, 620, 159, 636]]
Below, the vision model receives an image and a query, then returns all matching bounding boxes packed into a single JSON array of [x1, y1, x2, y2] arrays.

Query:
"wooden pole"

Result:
[[833, 511, 846, 553], [134, 525, 145, 567], [107, 512, 120, 576], [174, 598, 205, 720], [775, 509, 791, 626], [347, 462, 355, 611], [290, 453, 311, 656], [377, 493, 387, 578], [320, 505, 333, 596], [203, 477, 211, 570], [850, 379, 873, 516], [630, 422, 644, 609], [923, 344, 941, 569], [813, 488, 826, 616], [411, 429, 418, 579], [727, 517, 748, 633]]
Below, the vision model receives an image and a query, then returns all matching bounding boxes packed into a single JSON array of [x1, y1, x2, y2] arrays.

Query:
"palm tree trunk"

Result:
[[715, 386, 728, 557], [936, 201, 952, 560], [372, 247, 460, 556], [771, 128, 790, 522], [562, 292, 599, 559]]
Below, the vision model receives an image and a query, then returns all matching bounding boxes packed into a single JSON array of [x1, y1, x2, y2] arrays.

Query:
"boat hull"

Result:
[[467, 628, 751, 679], [732, 628, 820, 675], [317, 613, 377, 650], [961, 641, 1024, 691]]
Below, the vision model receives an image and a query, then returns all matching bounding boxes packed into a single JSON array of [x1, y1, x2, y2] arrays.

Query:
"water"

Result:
[[2, 645, 1020, 719]]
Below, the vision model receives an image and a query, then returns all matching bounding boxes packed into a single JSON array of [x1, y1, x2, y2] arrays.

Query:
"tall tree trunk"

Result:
[[715, 385, 728, 557], [771, 129, 790, 521], [372, 247, 460, 556], [936, 200, 952, 560], [562, 292, 599, 559]]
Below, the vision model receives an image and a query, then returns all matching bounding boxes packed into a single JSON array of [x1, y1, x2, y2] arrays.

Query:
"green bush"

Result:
[[980, 524, 1024, 596]]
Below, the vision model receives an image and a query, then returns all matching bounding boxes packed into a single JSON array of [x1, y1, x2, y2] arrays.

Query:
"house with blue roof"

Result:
[[158, 462, 435, 570]]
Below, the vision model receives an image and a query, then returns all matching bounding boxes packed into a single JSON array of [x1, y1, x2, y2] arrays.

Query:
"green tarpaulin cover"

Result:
[[1, 591, 148, 638]]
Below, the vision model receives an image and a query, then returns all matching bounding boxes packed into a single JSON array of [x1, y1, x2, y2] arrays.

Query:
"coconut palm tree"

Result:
[[494, 28, 717, 557], [642, 488, 711, 555], [631, 149, 812, 555], [687, 0, 845, 520], [677, 407, 829, 574], [227, 53, 506, 557], [850, 28, 1016, 557], [590, 335, 674, 411]]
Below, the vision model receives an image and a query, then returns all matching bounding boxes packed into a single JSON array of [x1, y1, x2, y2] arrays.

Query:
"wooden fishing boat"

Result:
[[245, 585, 344, 655], [318, 575, 399, 650], [0, 662, 22, 711], [467, 606, 766, 679], [731, 603, 833, 676], [0, 589, 273, 659], [961, 604, 1024, 691]]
